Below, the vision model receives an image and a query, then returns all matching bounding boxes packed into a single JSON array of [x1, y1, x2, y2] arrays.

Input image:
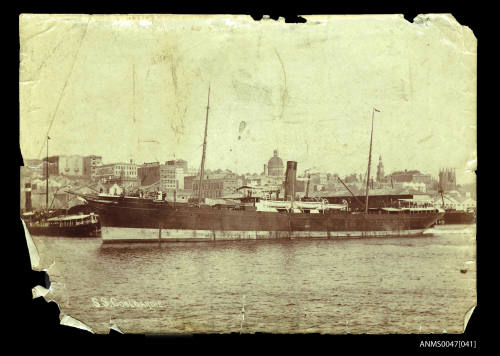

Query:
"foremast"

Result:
[[46, 135, 50, 209]]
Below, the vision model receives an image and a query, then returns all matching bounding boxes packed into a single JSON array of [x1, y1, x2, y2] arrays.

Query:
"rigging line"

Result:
[[36, 19, 90, 160]]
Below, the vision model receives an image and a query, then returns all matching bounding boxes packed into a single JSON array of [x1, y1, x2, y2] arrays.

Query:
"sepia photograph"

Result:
[[19, 13, 477, 336]]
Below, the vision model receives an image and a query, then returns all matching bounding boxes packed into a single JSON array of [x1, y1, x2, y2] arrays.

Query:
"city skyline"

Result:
[[20, 15, 476, 185], [24, 148, 459, 185]]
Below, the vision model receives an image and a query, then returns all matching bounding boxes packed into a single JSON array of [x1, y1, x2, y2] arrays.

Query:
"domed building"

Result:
[[267, 149, 284, 177]]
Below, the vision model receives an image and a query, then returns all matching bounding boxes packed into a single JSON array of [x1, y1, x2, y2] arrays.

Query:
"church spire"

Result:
[[376, 155, 385, 182]]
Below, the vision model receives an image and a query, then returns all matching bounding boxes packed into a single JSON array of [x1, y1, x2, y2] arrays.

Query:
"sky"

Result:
[[19, 14, 476, 184]]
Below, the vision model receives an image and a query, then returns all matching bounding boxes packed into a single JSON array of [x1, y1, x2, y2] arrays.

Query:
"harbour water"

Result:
[[29, 225, 476, 334]]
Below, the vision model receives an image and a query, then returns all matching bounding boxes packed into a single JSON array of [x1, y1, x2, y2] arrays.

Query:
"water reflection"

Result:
[[32, 227, 476, 334]]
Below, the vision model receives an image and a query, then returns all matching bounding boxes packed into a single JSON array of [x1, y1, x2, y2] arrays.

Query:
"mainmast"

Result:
[[365, 108, 379, 213], [197, 85, 211, 202]]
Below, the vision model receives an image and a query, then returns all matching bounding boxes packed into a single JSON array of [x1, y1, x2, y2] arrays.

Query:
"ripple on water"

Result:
[[32, 229, 476, 334]]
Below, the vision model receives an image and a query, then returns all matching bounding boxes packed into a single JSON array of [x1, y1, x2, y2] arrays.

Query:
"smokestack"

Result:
[[25, 182, 32, 211], [263, 164, 268, 176], [284, 161, 297, 202]]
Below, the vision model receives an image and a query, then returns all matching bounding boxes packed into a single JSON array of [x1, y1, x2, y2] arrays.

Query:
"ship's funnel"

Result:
[[25, 182, 32, 211], [284, 161, 297, 201]]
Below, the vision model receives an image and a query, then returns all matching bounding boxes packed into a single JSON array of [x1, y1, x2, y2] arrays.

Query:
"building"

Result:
[[439, 168, 457, 192], [310, 173, 328, 185], [160, 165, 185, 191], [162, 159, 189, 191], [23, 158, 51, 178], [165, 159, 188, 173], [24, 158, 43, 167], [192, 178, 224, 198], [28, 155, 96, 179], [191, 172, 242, 199], [390, 170, 432, 185], [344, 173, 359, 184], [95, 161, 138, 186], [412, 172, 432, 185], [244, 173, 263, 186], [376, 155, 385, 182], [58, 155, 85, 176], [210, 172, 240, 192], [267, 149, 284, 177], [390, 170, 419, 183], [137, 162, 186, 192], [44, 156, 60, 176], [41, 156, 60, 177], [184, 175, 197, 191], [83, 155, 102, 179], [138, 162, 161, 186]]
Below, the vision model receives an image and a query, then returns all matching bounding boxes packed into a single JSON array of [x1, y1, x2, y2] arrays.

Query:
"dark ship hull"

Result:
[[26, 222, 101, 237], [440, 210, 476, 225], [23, 213, 101, 237], [83, 195, 443, 243]]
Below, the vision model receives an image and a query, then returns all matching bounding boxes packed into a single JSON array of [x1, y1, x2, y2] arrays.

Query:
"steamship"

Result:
[[22, 211, 101, 237], [78, 88, 444, 243]]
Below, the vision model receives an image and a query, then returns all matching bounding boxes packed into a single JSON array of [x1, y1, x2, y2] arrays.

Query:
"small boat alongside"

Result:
[[439, 208, 476, 225], [23, 212, 101, 237]]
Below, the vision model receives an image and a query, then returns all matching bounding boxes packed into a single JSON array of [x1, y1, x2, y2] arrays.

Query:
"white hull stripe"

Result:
[[101, 227, 428, 243]]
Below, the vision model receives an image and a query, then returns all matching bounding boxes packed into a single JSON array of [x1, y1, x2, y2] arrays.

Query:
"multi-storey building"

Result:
[[95, 161, 138, 186], [137, 162, 186, 192], [184, 175, 197, 191], [159, 165, 185, 191], [58, 155, 85, 176], [390, 170, 420, 183], [411, 173, 432, 185], [310, 173, 328, 185], [439, 168, 457, 192], [389, 169, 433, 191], [190, 172, 242, 198], [40, 156, 60, 177], [83, 155, 102, 179], [165, 159, 188, 173], [192, 178, 225, 198], [138, 162, 161, 186]]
